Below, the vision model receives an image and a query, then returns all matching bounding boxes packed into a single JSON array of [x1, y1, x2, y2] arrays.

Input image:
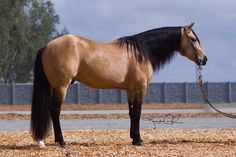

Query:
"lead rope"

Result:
[[197, 66, 236, 118]]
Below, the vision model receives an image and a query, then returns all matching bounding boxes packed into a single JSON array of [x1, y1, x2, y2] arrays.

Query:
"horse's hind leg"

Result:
[[50, 87, 68, 148]]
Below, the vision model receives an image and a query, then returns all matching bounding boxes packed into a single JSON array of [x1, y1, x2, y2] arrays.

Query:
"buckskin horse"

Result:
[[31, 22, 207, 148]]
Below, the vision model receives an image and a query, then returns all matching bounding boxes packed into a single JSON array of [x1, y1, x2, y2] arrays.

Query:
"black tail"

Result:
[[31, 47, 52, 141]]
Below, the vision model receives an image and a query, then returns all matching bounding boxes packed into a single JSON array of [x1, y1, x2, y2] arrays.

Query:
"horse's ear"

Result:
[[184, 22, 195, 32], [186, 22, 195, 29]]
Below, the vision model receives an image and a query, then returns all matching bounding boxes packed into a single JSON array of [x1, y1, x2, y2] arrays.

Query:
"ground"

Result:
[[0, 103, 205, 111], [1, 129, 236, 157], [1, 103, 236, 156], [0, 103, 233, 120]]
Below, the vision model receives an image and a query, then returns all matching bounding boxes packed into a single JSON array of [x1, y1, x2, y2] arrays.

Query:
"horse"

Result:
[[30, 22, 207, 148]]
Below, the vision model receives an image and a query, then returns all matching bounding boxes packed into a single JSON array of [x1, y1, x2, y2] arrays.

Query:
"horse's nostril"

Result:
[[201, 56, 208, 65]]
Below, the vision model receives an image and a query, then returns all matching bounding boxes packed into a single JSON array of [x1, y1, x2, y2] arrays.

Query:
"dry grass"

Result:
[[1, 128, 236, 157]]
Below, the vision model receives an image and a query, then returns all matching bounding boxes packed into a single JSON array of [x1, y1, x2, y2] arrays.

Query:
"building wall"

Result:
[[0, 82, 235, 105]]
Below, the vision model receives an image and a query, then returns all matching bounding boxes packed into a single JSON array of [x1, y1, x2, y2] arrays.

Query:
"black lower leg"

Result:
[[132, 103, 143, 146], [128, 101, 134, 139], [129, 100, 143, 146], [50, 102, 67, 148]]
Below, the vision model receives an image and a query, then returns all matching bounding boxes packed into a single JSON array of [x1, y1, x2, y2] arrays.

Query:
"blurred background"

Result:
[[0, 0, 236, 83]]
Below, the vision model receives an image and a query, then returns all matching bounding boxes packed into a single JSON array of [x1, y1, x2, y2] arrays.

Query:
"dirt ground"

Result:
[[0, 112, 227, 121], [0, 103, 233, 120], [1, 103, 236, 156], [1, 128, 236, 157], [0, 103, 205, 111]]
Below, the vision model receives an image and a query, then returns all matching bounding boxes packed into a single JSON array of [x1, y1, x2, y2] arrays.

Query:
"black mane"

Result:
[[116, 27, 182, 70]]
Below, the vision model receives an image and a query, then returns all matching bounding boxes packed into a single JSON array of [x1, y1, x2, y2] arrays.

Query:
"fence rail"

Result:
[[0, 82, 236, 105]]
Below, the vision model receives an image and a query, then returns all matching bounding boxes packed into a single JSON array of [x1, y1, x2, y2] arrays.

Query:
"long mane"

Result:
[[116, 27, 182, 70]]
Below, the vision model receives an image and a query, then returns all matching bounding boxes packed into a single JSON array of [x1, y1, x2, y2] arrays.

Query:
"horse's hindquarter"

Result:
[[75, 41, 129, 89], [43, 35, 80, 88]]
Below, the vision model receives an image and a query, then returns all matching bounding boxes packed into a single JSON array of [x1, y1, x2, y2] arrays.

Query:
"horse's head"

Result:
[[179, 22, 207, 66]]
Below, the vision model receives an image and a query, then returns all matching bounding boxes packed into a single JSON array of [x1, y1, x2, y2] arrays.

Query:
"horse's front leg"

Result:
[[128, 88, 146, 146], [129, 100, 143, 146]]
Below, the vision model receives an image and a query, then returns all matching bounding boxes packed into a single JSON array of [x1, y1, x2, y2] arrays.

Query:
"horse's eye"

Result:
[[191, 38, 197, 42]]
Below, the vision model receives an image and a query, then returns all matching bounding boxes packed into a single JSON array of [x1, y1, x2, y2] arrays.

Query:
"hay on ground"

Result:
[[0, 128, 236, 157]]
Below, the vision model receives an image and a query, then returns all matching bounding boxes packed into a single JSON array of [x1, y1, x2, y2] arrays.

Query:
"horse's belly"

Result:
[[75, 42, 129, 89], [75, 65, 127, 89], [76, 73, 125, 89]]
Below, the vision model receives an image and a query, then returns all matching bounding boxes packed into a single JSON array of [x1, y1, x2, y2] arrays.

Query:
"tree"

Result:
[[0, 0, 68, 83]]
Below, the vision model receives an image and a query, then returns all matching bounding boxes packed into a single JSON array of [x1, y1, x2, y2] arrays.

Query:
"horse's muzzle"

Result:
[[201, 56, 208, 65], [196, 56, 207, 66]]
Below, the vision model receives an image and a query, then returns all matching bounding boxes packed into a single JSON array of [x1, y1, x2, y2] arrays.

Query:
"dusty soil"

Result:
[[1, 128, 236, 157], [0, 103, 205, 111], [0, 112, 227, 121], [1, 103, 235, 156], [0, 103, 232, 120]]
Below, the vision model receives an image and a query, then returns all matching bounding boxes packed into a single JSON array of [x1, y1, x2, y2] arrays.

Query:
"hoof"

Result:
[[132, 139, 144, 146], [57, 141, 68, 148]]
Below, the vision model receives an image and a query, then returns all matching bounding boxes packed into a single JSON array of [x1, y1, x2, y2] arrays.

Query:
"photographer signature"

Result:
[[143, 114, 183, 129]]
